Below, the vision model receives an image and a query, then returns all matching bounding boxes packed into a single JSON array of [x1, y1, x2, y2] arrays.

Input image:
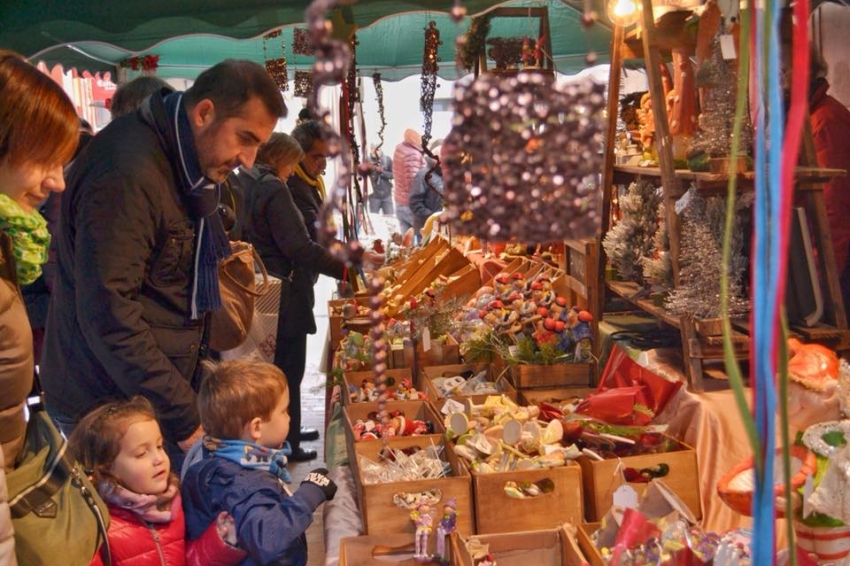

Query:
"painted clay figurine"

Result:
[[411, 502, 434, 561], [435, 498, 458, 564]]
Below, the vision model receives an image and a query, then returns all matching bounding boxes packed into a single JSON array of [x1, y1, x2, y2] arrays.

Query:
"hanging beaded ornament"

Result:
[[420, 21, 442, 149], [372, 72, 387, 150], [304, 0, 390, 429], [442, 73, 606, 243], [262, 29, 289, 92], [292, 28, 315, 56], [293, 71, 313, 98]]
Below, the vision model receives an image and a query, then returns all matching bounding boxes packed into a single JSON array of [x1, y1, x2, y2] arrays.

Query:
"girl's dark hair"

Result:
[[68, 396, 159, 487]]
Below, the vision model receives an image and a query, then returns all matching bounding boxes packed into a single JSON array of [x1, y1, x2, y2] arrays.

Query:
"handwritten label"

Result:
[[422, 327, 431, 351]]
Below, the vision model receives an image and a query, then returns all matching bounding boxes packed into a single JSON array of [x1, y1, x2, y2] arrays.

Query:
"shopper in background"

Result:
[[367, 144, 394, 216], [392, 128, 425, 236], [110, 76, 175, 120], [409, 140, 445, 242], [0, 49, 80, 566], [40, 60, 286, 469], [286, 121, 383, 461], [806, 54, 850, 322]]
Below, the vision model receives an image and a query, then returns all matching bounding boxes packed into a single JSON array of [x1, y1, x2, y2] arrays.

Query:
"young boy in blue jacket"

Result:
[[182, 359, 337, 566]]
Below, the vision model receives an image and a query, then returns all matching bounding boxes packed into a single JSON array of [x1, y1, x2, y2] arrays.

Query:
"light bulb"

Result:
[[607, 0, 639, 27]]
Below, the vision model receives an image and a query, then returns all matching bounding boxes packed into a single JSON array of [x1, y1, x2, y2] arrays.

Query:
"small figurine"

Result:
[[435, 498, 458, 564], [411, 502, 434, 561]]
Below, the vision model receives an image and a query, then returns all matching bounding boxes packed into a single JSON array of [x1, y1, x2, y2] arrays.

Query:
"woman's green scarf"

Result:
[[0, 193, 50, 285]]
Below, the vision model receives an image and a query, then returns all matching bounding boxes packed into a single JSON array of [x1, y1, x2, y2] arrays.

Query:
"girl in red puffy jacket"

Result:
[[69, 397, 246, 566]]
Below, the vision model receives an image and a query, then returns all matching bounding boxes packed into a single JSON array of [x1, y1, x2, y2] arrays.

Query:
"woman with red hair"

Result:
[[0, 49, 79, 564]]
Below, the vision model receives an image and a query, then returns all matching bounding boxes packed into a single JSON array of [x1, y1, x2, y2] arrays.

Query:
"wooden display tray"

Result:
[[575, 523, 605, 566], [349, 435, 475, 537], [577, 437, 701, 522], [451, 524, 588, 566], [436, 263, 482, 307], [420, 363, 518, 409], [467, 463, 584, 534], [338, 533, 419, 566], [393, 335, 461, 373], [341, 368, 416, 406], [343, 400, 445, 449], [507, 361, 594, 389], [518, 386, 597, 407]]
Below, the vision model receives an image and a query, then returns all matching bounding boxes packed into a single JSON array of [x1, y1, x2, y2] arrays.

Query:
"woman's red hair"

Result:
[[0, 50, 79, 168]]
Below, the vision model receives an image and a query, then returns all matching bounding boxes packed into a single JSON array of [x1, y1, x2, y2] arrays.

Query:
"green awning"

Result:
[[0, 0, 612, 80]]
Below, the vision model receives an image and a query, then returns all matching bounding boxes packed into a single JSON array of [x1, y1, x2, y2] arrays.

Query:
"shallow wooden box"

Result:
[[467, 463, 584, 534], [338, 533, 420, 566], [436, 263, 482, 307], [343, 399, 445, 449], [507, 361, 594, 389], [350, 435, 475, 537], [420, 363, 518, 409], [575, 523, 605, 566], [451, 525, 588, 566], [518, 386, 596, 407], [577, 437, 701, 522], [395, 335, 461, 372], [342, 368, 417, 406]]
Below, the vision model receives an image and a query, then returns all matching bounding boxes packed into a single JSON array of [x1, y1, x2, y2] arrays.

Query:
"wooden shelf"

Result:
[[612, 165, 846, 193]]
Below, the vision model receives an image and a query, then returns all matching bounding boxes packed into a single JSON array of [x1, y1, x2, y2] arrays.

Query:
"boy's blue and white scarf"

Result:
[[202, 436, 292, 483]]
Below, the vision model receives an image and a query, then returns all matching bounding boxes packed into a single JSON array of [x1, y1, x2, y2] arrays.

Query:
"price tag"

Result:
[[613, 484, 640, 509], [422, 327, 431, 351], [720, 34, 737, 60], [441, 398, 465, 415]]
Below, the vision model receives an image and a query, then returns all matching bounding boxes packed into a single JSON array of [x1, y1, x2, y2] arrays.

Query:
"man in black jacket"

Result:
[[41, 60, 286, 463]]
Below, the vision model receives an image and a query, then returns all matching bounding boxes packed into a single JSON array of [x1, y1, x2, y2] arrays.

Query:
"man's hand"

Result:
[[301, 468, 338, 501], [178, 425, 205, 452]]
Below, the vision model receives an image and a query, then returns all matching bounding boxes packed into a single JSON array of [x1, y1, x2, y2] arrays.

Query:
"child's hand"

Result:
[[302, 468, 338, 501], [216, 511, 238, 546]]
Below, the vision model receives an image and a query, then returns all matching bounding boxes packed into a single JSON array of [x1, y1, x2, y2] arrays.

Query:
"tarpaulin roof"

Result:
[[0, 0, 613, 80]]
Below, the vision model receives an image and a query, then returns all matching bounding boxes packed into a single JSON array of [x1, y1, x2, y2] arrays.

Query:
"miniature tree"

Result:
[[602, 181, 662, 286], [641, 201, 674, 289]]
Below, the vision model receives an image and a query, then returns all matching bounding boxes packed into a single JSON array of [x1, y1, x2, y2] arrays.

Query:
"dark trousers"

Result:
[[275, 333, 308, 452]]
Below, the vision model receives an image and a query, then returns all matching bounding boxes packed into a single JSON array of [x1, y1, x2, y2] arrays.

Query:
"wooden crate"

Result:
[[350, 435, 475, 537], [577, 438, 701, 522], [343, 400, 445, 448], [437, 263, 482, 307], [518, 386, 597, 407], [398, 335, 461, 373], [451, 526, 586, 566], [469, 464, 584, 534], [338, 533, 418, 566], [341, 368, 416, 406], [507, 361, 594, 389], [575, 523, 605, 566], [420, 363, 518, 410]]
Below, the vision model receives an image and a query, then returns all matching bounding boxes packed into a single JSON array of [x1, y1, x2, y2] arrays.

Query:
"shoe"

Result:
[[289, 447, 318, 462], [299, 427, 320, 442]]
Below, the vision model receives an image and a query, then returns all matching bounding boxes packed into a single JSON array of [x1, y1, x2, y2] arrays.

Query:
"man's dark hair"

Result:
[[184, 59, 287, 121], [297, 107, 314, 122], [291, 120, 325, 154], [111, 76, 174, 119]]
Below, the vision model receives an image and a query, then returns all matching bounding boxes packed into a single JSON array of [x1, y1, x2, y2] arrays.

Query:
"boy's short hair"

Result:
[[198, 360, 288, 439]]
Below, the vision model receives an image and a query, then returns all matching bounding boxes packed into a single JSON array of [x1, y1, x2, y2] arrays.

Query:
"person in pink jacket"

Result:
[[70, 397, 245, 566], [392, 128, 425, 236]]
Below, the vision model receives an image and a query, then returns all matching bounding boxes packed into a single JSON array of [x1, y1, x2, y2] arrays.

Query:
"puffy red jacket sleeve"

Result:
[[186, 519, 247, 566]]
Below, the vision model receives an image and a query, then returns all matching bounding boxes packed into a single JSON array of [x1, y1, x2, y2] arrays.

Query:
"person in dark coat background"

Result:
[[367, 144, 393, 215], [285, 121, 383, 461]]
